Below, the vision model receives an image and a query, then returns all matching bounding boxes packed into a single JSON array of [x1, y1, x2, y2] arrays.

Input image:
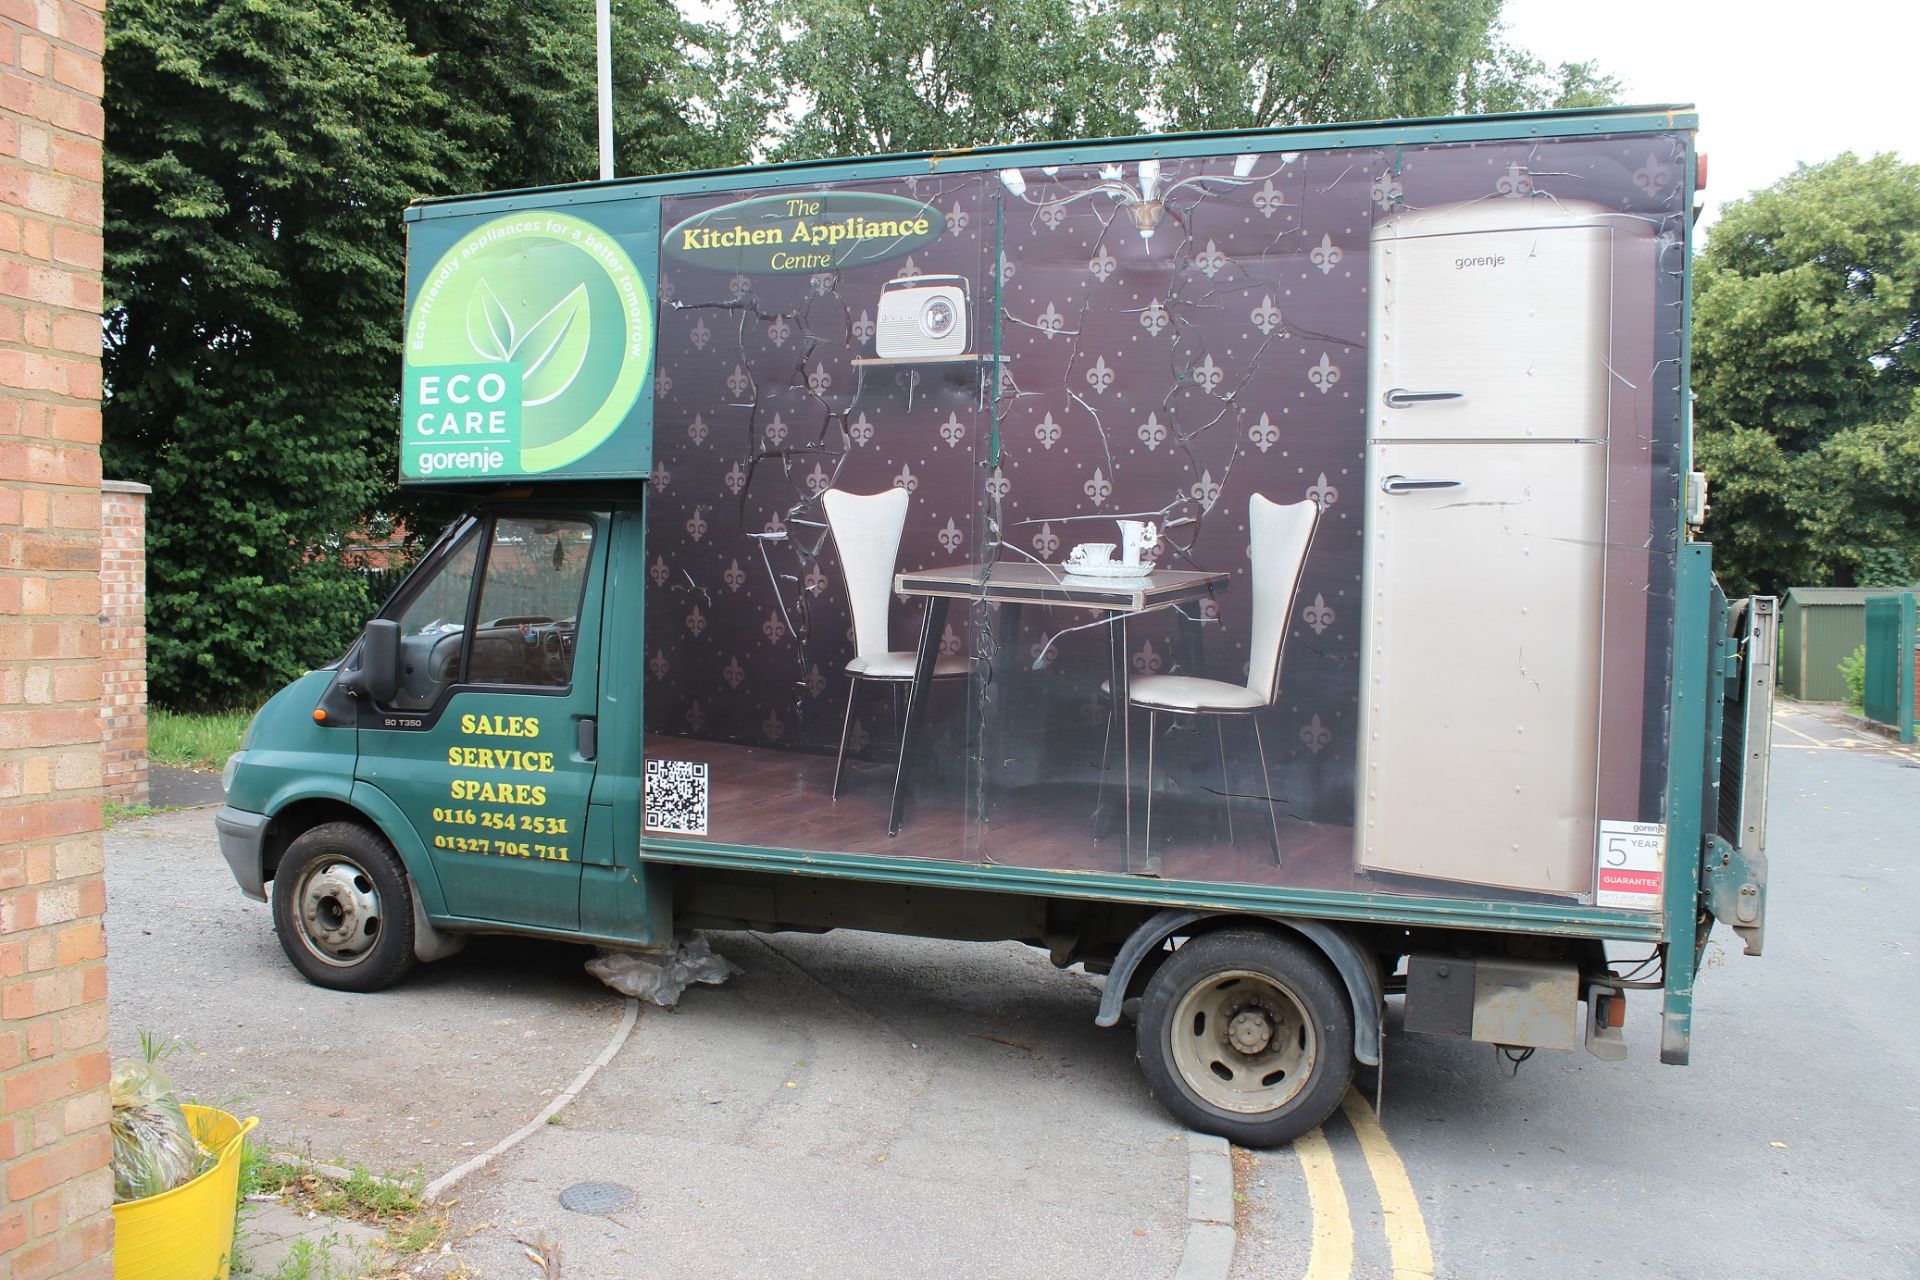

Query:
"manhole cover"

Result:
[[559, 1182, 635, 1215]]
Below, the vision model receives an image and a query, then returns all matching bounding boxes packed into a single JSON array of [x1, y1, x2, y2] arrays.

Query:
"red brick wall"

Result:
[[0, 0, 113, 1275], [99, 482, 146, 804]]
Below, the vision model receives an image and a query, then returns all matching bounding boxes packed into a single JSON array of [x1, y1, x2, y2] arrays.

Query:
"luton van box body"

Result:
[[218, 105, 1774, 1145]]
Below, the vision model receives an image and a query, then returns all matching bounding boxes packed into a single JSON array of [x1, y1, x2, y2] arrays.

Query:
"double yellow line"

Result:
[[1292, 1090, 1434, 1280]]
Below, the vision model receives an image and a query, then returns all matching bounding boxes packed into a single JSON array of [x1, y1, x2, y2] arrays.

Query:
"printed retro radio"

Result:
[[875, 274, 970, 358]]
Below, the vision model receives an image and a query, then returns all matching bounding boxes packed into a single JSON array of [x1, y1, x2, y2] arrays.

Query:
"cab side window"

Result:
[[389, 528, 480, 711], [466, 518, 595, 689]]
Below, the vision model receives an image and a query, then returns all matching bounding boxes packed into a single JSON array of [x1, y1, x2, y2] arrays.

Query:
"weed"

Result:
[[546, 1110, 565, 1124], [386, 1212, 446, 1254], [264, 1231, 382, 1280], [236, 1148, 445, 1273], [238, 1139, 303, 1200], [267, 1161, 424, 1225], [137, 1029, 182, 1064], [1840, 643, 1867, 709], [150, 707, 255, 770]]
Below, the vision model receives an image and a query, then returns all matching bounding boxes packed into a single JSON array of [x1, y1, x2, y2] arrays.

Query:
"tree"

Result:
[[104, 0, 457, 708], [740, 0, 1617, 162], [104, 0, 746, 708], [1110, 0, 1619, 133], [389, 0, 753, 188], [734, 0, 1140, 159], [1692, 152, 1920, 594]]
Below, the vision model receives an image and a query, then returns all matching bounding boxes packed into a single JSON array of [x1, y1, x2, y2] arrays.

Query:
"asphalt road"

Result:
[[104, 703, 1917, 1278], [1230, 703, 1920, 1279]]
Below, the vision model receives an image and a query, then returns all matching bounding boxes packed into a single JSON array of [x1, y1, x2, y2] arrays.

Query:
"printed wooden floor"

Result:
[[644, 732, 1373, 892]]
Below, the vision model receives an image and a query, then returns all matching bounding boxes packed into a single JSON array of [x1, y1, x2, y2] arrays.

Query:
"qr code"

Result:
[[645, 759, 710, 835]]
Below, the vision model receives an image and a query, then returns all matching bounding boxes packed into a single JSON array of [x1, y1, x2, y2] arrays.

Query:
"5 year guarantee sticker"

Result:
[[1596, 820, 1665, 910]]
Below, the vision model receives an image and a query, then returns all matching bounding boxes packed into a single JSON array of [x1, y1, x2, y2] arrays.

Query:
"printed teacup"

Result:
[[1068, 542, 1115, 566]]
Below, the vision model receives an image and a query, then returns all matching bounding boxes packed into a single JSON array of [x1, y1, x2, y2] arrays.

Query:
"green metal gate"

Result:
[[1863, 592, 1916, 743]]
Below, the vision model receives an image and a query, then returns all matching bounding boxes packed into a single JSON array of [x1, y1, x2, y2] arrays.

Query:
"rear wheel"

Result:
[[271, 822, 417, 993], [1136, 928, 1353, 1146]]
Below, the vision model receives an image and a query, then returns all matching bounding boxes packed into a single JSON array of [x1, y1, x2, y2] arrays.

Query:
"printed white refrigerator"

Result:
[[1356, 199, 1652, 894]]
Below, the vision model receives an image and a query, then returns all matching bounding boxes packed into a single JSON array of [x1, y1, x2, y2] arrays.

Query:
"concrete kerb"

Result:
[[1175, 1132, 1238, 1280], [421, 996, 642, 1203]]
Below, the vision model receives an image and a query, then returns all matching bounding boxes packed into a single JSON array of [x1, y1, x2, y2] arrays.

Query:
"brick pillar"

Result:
[[98, 481, 147, 805], [0, 0, 114, 1276]]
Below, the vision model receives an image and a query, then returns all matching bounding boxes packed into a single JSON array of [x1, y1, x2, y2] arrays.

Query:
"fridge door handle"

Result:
[[1380, 475, 1465, 495], [1382, 387, 1465, 409]]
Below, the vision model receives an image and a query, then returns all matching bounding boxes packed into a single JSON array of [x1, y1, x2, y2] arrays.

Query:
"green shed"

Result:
[[1779, 585, 1920, 701]]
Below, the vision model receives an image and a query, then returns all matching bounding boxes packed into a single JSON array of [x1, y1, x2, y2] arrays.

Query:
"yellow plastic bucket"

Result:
[[112, 1104, 260, 1280]]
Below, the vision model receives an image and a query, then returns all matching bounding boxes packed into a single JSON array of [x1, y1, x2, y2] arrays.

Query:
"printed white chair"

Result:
[[1130, 493, 1318, 861], [822, 487, 972, 798]]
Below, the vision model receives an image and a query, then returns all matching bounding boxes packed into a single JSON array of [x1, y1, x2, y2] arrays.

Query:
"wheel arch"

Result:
[[263, 797, 374, 885], [264, 788, 465, 964], [1095, 909, 1383, 1066], [258, 784, 449, 919]]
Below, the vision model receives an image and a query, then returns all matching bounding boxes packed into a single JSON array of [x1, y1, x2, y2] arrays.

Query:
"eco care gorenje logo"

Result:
[[403, 212, 652, 479]]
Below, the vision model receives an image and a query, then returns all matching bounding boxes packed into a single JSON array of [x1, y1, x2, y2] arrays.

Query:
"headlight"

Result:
[[223, 751, 246, 796]]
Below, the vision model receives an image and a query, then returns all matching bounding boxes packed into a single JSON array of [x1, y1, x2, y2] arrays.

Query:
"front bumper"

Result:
[[215, 806, 271, 901]]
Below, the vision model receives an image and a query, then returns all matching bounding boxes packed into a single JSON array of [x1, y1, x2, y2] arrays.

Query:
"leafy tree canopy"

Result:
[[740, 0, 1619, 160], [1694, 152, 1920, 450], [1692, 152, 1920, 594], [1112, 0, 1617, 132], [735, 0, 1141, 158], [104, 0, 739, 708]]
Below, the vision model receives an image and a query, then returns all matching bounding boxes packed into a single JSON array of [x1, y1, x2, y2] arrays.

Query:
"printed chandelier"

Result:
[[998, 154, 1285, 240]]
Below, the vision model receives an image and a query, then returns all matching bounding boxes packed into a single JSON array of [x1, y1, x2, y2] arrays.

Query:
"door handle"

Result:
[[1382, 388, 1464, 409], [577, 717, 598, 761], [1380, 475, 1464, 495]]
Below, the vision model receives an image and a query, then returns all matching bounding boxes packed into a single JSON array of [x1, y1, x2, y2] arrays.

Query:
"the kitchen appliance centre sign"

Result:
[[403, 212, 652, 479], [664, 191, 945, 273]]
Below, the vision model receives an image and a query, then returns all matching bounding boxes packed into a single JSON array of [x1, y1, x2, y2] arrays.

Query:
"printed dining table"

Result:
[[889, 559, 1231, 872]]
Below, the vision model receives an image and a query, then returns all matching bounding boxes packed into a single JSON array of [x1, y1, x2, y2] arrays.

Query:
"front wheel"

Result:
[[1136, 928, 1354, 1146], [271, 822, 417, 993]]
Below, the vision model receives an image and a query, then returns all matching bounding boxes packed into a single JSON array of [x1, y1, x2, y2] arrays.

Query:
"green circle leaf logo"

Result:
[[404, 213, 652, 478]]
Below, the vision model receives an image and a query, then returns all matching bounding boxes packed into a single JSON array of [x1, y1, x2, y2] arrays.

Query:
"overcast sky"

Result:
[[1500, 0, 1920, 230]]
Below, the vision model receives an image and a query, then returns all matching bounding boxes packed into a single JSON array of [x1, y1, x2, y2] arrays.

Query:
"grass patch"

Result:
[[149, 707, 254, 770], [104, 802, 181, 828], [251, 1156, 424, 1224], [240, 1146, 446, 1264]]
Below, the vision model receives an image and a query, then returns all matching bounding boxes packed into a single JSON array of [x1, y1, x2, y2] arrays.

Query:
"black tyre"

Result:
[[1136, 928, 1354, 1147], [271, 822, 417, 993]]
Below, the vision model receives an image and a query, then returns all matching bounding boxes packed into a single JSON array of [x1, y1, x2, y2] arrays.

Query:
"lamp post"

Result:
[[596, 0, 614, 180]]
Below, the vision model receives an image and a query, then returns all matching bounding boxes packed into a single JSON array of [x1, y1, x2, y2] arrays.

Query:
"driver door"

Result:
[[358, 512, 603, 930]]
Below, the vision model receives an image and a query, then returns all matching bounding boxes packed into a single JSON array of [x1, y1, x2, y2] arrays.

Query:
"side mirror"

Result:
[[351, 619, 401, 705]]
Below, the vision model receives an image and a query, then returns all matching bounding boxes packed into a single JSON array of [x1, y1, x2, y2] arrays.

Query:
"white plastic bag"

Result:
[[586, 934, 741, 1007]]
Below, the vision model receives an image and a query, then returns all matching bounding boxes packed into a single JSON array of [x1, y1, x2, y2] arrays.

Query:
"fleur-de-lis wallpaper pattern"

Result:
[[642, 134, 1690, 841]]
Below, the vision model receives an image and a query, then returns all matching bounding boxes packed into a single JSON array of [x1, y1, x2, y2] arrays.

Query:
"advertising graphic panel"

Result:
[[401, 204, 657, 481], [635, 134, 1691, 909]]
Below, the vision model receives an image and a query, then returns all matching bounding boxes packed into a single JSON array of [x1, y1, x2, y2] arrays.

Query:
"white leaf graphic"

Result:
[[513, 284, 590, 408], [466, 278, 514, 361]]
